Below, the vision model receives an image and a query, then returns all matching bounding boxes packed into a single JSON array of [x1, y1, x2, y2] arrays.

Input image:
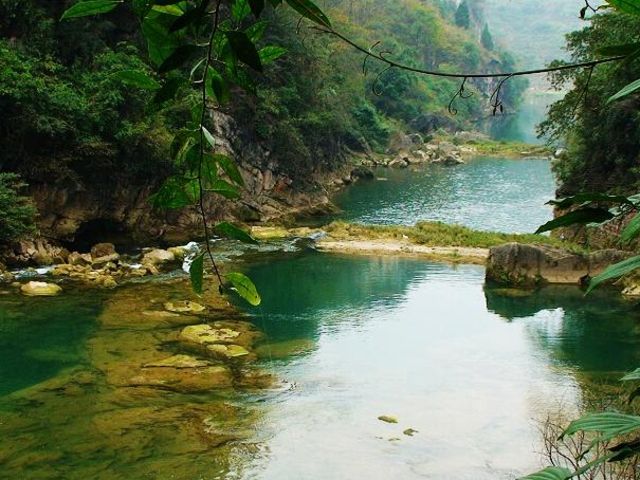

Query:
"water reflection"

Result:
[[485, 286, 640, 373], [236, 254, 638, 479]]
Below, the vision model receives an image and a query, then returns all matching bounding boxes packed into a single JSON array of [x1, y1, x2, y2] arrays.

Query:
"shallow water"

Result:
[[333, 157, 555, 233], [232, 253, 640, 479]]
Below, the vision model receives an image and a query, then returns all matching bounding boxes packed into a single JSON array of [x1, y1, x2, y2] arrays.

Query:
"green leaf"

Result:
[[61, 0, 121, 19], [518, 467, 571, 480], [143, 16, 180, 66], [232, 0, 252, 21], [170, 1, 209, 31], [587, 254, 640, 293], [206, 67, 231, 104], [214, 222, 258, 244], [596, 43, 640, 57], [158, 45, 198, 74], [547, 193, 632, 209], [621, 212, 640, 243], [622, 368, 640, 382], [225, 31, 263, 72], [226, 272, 261, 306], [111, 70, 161, 90], [609, 438, 640, 462], [535, 208, 614, 234], [259, 45, 287, 64], [189, 253, 205, 294], [607, 0, 640, 15], [248, 0, 265, 17], [608, 78, 640, 104], [202, 125, 216, 148], [561, 412, 640, 442], [213, 154, 244, 186], [150, 177, 193, 209], [285, 0, 331, 28], [208, 179, 240, 199], [153, 77, 183, 105]]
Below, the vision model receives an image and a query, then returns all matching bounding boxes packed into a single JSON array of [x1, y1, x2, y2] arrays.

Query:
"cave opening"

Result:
[[69, 219, 136, 254]]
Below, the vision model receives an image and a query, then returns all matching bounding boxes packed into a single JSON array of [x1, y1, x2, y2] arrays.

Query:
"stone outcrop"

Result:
[[486, 243, 631, 287]]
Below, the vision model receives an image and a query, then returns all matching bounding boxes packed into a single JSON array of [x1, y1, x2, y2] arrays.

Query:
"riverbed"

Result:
[[1, 156, 638, 479]]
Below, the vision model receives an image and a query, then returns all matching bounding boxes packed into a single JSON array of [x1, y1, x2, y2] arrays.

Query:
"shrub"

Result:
[[0, 173, 37, 243]]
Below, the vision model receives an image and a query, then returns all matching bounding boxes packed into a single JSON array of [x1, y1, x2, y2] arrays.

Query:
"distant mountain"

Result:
[[481, 0, 584, 69]]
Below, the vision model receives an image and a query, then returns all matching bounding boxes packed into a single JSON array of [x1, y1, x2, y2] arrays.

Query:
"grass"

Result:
[[323, 221, 581, 251], [468, 140, 551, 157]]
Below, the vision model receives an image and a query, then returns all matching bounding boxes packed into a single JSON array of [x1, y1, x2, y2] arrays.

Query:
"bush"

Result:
[[0, 173, 36, 243]]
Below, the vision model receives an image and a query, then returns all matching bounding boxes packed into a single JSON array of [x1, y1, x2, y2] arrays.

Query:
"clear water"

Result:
[[333, 157, 555, 233], [0, 290, 101, 396], [234, 253, 640, 479]]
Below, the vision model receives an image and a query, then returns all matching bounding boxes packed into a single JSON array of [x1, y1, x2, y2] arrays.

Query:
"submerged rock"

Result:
[[20, 281, 62, 296], [143, 354, 210, 369], [164, 300, 206, 314], [254, 338, 315, 359], [378, 415, 398, 424]]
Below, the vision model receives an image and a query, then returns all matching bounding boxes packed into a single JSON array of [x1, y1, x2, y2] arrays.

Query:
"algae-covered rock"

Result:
[[206, 344, 251, 360], [378, 415, 398, 424], [180, 324, 241, 345], [164, 300, 206, 314], [254, 338, 315, 359], [143, 354, 210, 369], [20, 281, 62, 296], [129, 365, 233, 392]]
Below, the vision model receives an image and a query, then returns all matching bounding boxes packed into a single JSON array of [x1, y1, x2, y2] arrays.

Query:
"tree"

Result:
[[455, 0, 471, 29], [0, 173, 36, 243], [481, 23, 494, 50]]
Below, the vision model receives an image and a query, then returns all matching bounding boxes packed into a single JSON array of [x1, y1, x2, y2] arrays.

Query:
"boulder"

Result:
[[91, 253, 120, 267], [165, 300, 205, 314], [91, 243, 116, 259], [486, 243, 589, 286], [67, 252, 92, 266], [350, 166, 375, 180], [486, 243, 632, 287], [20, 281, 62, 296], [388, 155, 409, 168], [142, 249, 176, 267]]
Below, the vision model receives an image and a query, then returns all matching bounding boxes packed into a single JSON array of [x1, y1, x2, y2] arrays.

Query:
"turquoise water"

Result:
[[0, 290, 101, 396], [333, 157, 555, 233], [234, 253, 640, 479]]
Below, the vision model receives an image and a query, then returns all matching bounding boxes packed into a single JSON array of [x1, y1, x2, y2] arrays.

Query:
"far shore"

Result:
[[316, 238, 488, 264]]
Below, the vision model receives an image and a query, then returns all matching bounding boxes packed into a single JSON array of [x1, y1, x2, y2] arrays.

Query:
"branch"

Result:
[[198, 0, 225, 288], [312, 25, 626, 80]]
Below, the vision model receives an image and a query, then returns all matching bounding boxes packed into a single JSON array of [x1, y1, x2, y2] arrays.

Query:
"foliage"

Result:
[[455, 0, 471, 29], [481, 23, 494, 51], [0, 173, 37, 243], [521, 368, 640, 479], [539, 10, 640, 196]]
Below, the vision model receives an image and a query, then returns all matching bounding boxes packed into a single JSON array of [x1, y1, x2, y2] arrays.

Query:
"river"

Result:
[[1, 140, 639, 478]]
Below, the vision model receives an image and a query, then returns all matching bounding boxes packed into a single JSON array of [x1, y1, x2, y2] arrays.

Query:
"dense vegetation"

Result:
[[540, 11, 640, 196], [0, 0, 521, 195]]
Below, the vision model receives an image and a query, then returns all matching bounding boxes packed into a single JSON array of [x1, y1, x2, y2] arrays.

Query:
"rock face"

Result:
[[486, 243, 631, 287], [20, 281, 62, 296]]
